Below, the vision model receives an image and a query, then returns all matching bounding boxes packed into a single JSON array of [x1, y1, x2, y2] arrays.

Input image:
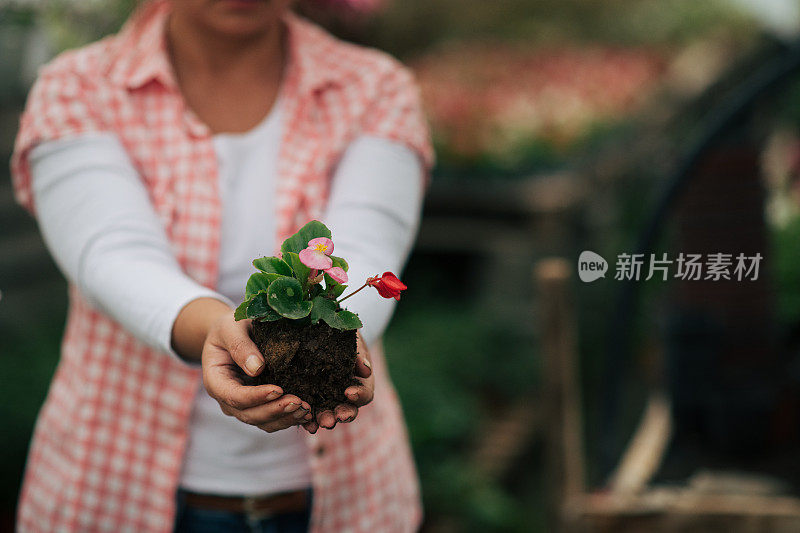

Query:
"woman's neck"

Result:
[[165, 10, 286, 134], [166, 12, 285, 84]]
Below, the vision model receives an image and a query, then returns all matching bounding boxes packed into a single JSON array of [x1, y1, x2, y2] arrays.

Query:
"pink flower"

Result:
[[299, 238, 349, 284], [326, 267, 348, 284], [299, 237, 333, 270]]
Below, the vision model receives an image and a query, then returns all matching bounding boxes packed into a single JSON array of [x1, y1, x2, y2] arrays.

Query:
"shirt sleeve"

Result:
[[29, 133, 234, 360], [359, 61, 435, 181], [322, 135, 424, 346]]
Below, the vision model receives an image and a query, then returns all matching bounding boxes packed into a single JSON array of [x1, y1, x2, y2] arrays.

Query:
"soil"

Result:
[[244, 319, 359, 415]]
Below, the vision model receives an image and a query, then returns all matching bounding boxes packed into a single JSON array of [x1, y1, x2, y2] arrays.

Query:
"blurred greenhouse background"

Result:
[[5, 0, 800, 531]]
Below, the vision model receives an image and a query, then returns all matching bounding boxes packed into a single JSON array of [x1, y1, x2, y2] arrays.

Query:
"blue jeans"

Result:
[[174, 489, 312, 533]]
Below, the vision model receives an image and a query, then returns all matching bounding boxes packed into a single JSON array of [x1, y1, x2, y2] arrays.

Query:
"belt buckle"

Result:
[[243, 495, 272, 521]]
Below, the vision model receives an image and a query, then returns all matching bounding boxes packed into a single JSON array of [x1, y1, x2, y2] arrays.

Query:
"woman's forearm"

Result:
[[171, 297, 234, 362]]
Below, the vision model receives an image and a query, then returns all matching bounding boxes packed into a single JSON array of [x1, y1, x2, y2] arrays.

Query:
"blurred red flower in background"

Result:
[[410, 43, 667, 166]]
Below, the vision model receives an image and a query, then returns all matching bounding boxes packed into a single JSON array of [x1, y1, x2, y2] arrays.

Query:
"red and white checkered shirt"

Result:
[[11, 1, 433, 531]]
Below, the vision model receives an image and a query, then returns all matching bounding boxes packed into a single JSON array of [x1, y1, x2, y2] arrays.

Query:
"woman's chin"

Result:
[[206, 0, 286, 36]]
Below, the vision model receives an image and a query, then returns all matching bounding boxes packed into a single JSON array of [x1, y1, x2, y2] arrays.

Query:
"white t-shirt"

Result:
[[28, 97, 424, 496]]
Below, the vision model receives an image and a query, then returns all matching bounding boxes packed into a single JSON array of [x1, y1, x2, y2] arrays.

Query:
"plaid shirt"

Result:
[[11, 1, 433, 531]]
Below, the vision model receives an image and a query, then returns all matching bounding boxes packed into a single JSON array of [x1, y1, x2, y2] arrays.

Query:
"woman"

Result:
[[11, 0, 432, 531]]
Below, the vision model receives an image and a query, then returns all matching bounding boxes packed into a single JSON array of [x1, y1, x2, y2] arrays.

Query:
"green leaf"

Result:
[[329, 283, 347, 298], [267, 277, 312, 319], [330, 256, 349, 272], [309, 284, 324, 300], [309, 296, 362, 330], [252, 256, 292, 276], [280, 220, 332, 256], [309, 296, 337, 325], [247, 292, 281, 321], [334, 309, 363, 330], [234, 299, 250, 321], [245, 272, 282, 298], [284, 252, 311, 292]]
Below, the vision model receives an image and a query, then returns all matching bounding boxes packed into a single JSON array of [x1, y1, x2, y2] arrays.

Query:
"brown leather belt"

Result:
[[182, 489, 309, 516]]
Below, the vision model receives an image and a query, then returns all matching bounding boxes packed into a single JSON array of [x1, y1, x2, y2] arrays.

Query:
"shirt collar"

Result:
[[108, 0, 177, 91], [109, 1, 342, 96], [283, 12, 343, 96]]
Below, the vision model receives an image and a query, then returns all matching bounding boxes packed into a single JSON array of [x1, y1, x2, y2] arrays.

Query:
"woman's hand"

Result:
[[174, 299, 373, 434], [302, 332, 375, 434], [200, 311, 314, 432]]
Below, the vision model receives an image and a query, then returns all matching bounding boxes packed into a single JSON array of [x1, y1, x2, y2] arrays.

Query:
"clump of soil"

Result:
[[244, 319, 359, 415]]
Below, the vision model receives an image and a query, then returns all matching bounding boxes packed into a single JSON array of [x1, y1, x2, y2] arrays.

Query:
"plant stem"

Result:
[[307, 269, 321, 298], [338, 281, 368, 303]]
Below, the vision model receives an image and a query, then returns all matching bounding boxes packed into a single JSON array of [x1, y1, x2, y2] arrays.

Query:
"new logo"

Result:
[[578, 250, 608, 282]]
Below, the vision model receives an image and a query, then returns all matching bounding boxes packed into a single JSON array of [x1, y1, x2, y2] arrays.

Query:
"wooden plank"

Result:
[[609, 392, 673, 494], [536, 258, 586, 516], [571, 489, 800, 518]]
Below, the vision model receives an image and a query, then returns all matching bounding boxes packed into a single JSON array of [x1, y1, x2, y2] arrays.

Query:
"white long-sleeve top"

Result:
[[29, 97, 424, 496]]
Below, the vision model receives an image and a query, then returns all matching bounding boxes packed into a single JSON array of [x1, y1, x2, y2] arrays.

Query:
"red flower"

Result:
[[367, 272, 407, 300]]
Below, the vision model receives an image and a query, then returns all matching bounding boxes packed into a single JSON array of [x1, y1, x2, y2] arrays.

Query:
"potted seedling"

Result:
[[235, 220, 406, 415]]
